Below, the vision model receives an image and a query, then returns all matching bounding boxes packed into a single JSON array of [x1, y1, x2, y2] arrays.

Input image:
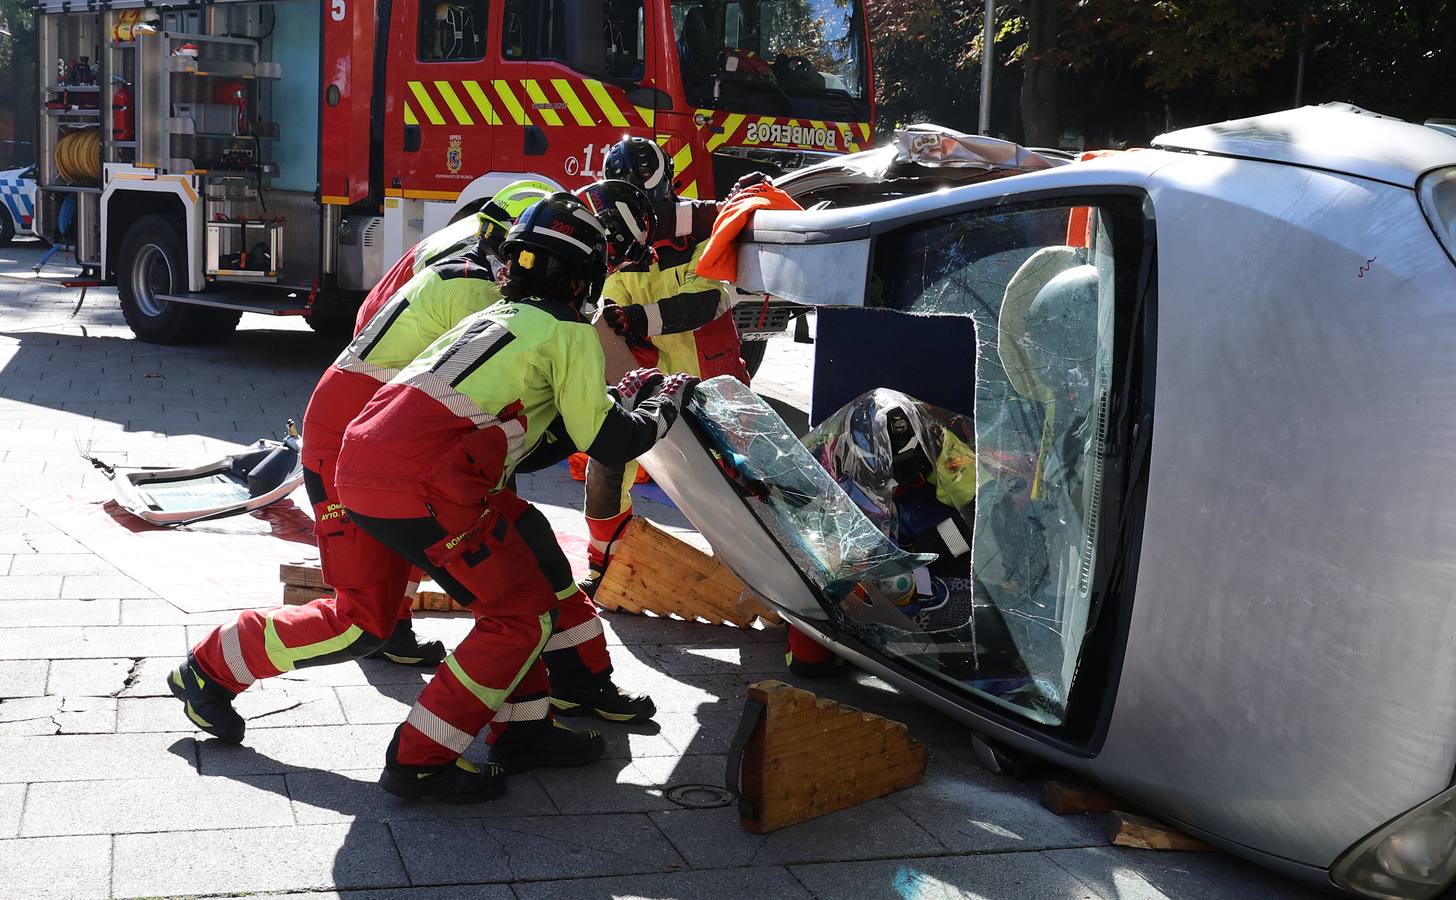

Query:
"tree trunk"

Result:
[[1019, 0, 1060, 147]]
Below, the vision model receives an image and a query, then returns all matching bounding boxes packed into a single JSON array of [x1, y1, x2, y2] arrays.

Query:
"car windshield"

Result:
[[671, 0, 868, 120]]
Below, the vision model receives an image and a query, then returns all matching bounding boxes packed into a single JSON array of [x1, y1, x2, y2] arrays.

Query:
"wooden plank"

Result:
[[281, 561, 467, 613], [736, 679, 926, 834], [1040, 780, 1119, 816], [594, 517, 781, 627], [1105, 811, 1215, 852], [280, 561, 329, 591], [283, 583, 330, 605]]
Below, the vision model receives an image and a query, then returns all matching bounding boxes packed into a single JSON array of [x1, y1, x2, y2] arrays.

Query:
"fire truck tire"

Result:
[[740, 338, 767, 378], [117, 216, 238, 345], [0, 207, 14, 247]]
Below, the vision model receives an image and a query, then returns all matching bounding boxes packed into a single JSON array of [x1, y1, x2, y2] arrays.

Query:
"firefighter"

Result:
[[174, 185, 659, 753], [332, 193, 693, 798], [581, 137, 750, 597]]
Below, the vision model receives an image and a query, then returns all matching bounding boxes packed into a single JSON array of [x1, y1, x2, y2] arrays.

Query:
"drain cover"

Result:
[[665, 783, 735, 809]]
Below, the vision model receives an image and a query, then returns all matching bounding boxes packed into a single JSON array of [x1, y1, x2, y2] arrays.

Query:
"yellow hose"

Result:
[[56, 129, 101, 185]]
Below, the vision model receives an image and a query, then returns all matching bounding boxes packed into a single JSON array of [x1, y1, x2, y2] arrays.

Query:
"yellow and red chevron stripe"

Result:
[[696, 110, 873, 154], [402, 78, 653, 130]]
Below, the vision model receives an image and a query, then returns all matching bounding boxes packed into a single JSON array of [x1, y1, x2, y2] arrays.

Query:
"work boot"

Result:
[[551, 674, 656, 723], [368, 618, 447, 668], [487, 719, 606, 773], [786, 649, 846, 679], [167, 655, 246, 744], [577, 567, 604, 600], [379, 727, 506, 803]]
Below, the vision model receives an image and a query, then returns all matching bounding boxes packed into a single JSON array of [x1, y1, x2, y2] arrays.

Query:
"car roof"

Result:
[[1154, 104, 1456, 188]]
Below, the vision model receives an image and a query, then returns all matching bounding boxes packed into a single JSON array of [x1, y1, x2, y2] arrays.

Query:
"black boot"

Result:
[[577, 566, 604, 600], [368, 618, 447, 667], [379, 726, 506, 803], [487, 718, 606, 773], [551, 673, 656, 723], [167, 654, 246, 744]]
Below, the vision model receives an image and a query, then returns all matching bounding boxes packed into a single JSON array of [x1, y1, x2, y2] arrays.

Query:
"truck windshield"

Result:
[[672, 0, 869, 121]]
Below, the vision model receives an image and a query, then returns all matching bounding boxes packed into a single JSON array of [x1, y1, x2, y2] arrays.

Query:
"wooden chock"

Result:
[[593, 517, 782, 627], [731, 680, 926, 834], [1105, 811, 1215, 852], [280, 562, 466, 612], [1040, 780, 1119, 816]]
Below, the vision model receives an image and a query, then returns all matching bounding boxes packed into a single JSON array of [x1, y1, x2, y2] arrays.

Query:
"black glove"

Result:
[[612, 367, 665, 410], [725, 170, 771, 202], [640, 372, 700, 439], [602, 302, 650, 342]]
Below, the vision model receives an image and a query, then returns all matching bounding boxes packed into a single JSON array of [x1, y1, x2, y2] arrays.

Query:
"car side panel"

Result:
[[1091, 155, 1456, 866]]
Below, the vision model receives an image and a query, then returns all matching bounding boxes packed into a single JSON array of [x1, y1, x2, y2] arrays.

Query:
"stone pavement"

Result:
[[0, 240, 1320, 899]]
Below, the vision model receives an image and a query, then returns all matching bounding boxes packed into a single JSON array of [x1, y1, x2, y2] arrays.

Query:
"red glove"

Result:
[[602, 302, 650, 342], [613, 367, 665, 409]]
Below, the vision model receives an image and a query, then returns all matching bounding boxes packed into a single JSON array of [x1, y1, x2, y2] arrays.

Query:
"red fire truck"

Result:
[[31, 0, 873, 349]]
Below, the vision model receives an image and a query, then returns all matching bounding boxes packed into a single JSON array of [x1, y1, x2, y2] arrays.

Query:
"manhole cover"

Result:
[[665, 783, 735, 809]]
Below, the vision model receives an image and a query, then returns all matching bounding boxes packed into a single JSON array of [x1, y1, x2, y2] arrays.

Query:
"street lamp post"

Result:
[[980, 0, 994, 134]]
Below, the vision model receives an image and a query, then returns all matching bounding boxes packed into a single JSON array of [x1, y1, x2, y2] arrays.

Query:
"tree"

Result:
[[1015, 0, 1060, 145]]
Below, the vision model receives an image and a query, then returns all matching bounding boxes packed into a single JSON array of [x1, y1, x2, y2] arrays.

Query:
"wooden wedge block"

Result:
[[735, 680, 926, 833], [1040, 780, 1119, 816], [1105, 811, 1214, 851], [594, 517, 781, 627], [281, 562, 467, 612]]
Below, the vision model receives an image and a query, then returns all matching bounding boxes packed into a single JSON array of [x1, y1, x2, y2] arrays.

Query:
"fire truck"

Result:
[[31, 0, 874, 353]]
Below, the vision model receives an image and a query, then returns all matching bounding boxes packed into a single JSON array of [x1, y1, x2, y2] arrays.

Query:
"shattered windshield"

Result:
[[672, 0, 868, 120]]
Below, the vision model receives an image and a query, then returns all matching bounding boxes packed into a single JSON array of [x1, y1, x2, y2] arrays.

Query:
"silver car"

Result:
[[642, 106, 1456, 898]]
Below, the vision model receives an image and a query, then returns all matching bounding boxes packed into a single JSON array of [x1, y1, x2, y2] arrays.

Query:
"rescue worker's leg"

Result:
[[581, 456, 636, 596], [177, 460, 410, 743], [786, 626, 844, 678], [366, 569, 447, 667], [345, 493, 606, 801]]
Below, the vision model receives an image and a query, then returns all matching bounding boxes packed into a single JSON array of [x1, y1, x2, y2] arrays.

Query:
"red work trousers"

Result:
[[342, 485, 606, 766]]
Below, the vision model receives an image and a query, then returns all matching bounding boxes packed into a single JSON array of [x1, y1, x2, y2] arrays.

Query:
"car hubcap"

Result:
[[131, 244, 172, 318]]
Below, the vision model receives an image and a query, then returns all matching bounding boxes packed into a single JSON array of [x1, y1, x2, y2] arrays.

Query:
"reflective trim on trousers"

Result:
[[492, 696, 550, 723], [441, 611, 553, 712], [405, 704, 474, 754], [263, 616, 364, 673], [543, 616, 603, 652], [218, 623, 256, 686]]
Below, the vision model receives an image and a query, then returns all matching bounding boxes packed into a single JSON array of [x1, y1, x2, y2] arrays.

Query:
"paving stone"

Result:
[[639, 641, 789, 676], [514, 866, 815, 900], [0, 835, 111, 899], [0, 695, 115, 734], [22, 774, 293, 836], [0, 659, 47, 697], [388, 819, 513, 885], [0, 575, 61, 599], [120, 681, 347, 732], [0, 597, 119, 627], [6, 554, 119, 576], [0, 532, 85, 554], [601, 612, 765, 646], [790, 852, 1106, 900], [0, 625, 184, 659], [198, 723, 398, 776], [653, 708, 745, 757], [0, 783, 24, 837], [462, 716, 678, 763], [481, 812, 688, 881], [112, 822, 408, 898], [597, 660, 749, 713], [46, 657, 137, 695], [116, 655, 184, 697], [119, 597, 238, 625], [1044, 847, 1327, 900], [289, 767, 556, 825], [652, 796, 943, 868], [335, 681, 425, 724], [270, 888, 514, 900], [538, 752, 724, 815], [0, 731, 197, 783], [60, 573, 155, 599], [886, 753, 1103, 853], [272, 657, 437, 688]]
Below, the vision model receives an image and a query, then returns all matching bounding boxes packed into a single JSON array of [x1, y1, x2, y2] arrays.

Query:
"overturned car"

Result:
[[643, 107, 1456, 898]]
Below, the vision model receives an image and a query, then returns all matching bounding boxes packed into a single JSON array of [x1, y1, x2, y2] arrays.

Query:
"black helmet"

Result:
[[575, 179, 656, 271], [602, 137, 674, 205], [498, 192, 608, 305]]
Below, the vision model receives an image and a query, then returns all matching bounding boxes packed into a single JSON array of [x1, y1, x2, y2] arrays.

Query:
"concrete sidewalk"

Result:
[[0, 241, 1318, 899]]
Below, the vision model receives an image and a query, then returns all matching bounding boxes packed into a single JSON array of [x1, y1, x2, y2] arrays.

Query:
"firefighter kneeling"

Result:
[[172, 193, 695, 802]]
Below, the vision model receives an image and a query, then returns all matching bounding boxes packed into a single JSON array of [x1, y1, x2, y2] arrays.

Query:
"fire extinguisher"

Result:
[[112, 80, 135, 142], [214, 80, 248, 136]]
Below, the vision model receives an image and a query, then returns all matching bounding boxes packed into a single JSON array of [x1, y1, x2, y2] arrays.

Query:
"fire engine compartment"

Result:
[[36, 1, 321, 289]]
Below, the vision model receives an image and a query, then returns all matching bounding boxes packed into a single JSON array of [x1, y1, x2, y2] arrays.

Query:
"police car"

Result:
[[0, 165, 37, 245]]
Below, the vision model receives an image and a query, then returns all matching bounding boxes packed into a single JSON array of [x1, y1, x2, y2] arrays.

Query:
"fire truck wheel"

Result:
[[117, 215, 239, 345], [740, 338, 767, 377], [0, 207, 14, 247]]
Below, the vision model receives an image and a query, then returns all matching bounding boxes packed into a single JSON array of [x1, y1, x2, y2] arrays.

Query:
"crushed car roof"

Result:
[[1154, 104, 1456, 188]]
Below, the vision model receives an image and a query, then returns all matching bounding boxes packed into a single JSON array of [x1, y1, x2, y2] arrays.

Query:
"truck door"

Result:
[[498, 0, 658, 190], [384, 0, 498, 201], [321, 0, 379, 205]]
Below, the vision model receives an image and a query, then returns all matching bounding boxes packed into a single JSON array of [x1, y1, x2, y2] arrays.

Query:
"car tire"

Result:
[[0, 207, 14, 247], [741, 339, 768, 378], [117, 215, 239, 344]]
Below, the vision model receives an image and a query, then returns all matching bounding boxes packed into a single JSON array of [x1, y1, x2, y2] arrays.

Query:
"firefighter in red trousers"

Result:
[[580, 137, 752, 598], [173, 185, 661, 757], [345, 193, 696, 799]]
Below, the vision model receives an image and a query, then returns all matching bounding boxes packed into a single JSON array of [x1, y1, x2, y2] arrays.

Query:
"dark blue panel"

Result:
[[811, 308, 977, 425]]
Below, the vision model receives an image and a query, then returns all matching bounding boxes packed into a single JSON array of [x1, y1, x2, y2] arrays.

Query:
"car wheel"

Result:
[[741, 339, 768, 378], [0, 206, 14, 247], [117, 215, 239, 344]]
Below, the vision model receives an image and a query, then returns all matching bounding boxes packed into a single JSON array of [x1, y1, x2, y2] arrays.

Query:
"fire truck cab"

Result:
[[32, 0, 873, 347]]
